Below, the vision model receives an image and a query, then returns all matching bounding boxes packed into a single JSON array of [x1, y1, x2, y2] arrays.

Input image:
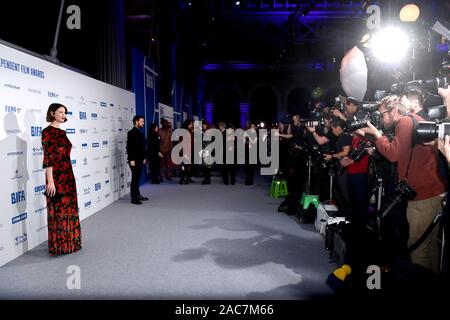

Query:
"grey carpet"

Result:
[[0, 174, 335, 299]]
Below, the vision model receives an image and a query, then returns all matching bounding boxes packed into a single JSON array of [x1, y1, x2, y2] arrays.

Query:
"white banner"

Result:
[[0, 41, 135, 267]]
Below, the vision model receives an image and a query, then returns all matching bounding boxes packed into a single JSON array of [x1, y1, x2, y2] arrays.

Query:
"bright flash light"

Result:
[[372, 27, 410, 63], [260, 122, 265, 128], [399, 4, 420, 22]]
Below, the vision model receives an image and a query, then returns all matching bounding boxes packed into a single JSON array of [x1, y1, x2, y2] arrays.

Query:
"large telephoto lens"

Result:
[[415, 121, 438, 143]]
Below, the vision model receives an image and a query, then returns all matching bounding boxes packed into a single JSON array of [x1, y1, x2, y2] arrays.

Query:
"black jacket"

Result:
[[127, 127, 147, 162], [147, 133, 161, 161]]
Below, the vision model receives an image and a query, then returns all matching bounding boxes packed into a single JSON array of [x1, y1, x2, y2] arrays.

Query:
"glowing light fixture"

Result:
[[372, 27, 410, 63], [399, 4, 420, 22]]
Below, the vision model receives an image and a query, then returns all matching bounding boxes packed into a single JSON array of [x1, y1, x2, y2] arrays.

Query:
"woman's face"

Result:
[[52, 107, 67, 123]]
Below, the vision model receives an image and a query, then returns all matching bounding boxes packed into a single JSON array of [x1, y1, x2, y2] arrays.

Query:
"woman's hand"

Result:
[[46, 181, 56, 197], [324, 154, 332, 162]]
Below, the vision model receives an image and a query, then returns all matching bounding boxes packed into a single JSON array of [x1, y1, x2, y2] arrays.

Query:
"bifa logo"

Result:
[[48, 91, 59, 99], [100, 102, 107, 107], [11, 190, 25, 204], [34, 185, 46, 195], [31, 126, 42, 137], [91, 113, 98, 120], [12, 213, 27, 224], [366, 265, 382, 290], [79, 112, 87, 120], [15, 233, 27, 245], [84, 201, 91, 208], [5, 105, 21, 113], [81, 143, 88, 149], [102, 140, 108, 147], [92, 143, 99, 148], [66, 128, 76, 134]]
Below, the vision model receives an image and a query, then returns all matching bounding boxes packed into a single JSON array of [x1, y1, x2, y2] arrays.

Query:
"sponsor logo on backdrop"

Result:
[[104, 193, 111, 199], [11, 170, 23, 180], [15, 233, 27, 245], [11, 190, 25, 204], [66, 111, 73, 118], [83, 157, 88, 166], [90, 101, 97, 106], [91, 113, 97, 120], [28, 108, 42, 113], [31, 126, 42, 137], [28, 89, 42, 94], [84, 187, 90, 195], [71, 159, 77, 167], [92, 143, 99, 148], [66, 128, 76, 134], [93, 157, 100, 161], [48, 91, 59, 99], [102, 140, 108, 147], [35, 207, 46, 214], [34, 185, 45, 196], [79, 129, 88, 134], [95, 183, 101, 191], [36, 225, 47, 232], [100, 102, 107, 107], [82, 174, 90, 179], [32, 168, 45, 173], [105, 167, 109, 174], [94, 170, 101, 175], [79, 96, 86, 106], [110, 103, 114, 107], [32, 146, 43, 156], [103, 155, 110, 159], [4, 105, 21, 113], [4, 83, 20, 90], [105, 180, 110, 185], [84, 201, 92, 209], [79, 112, 87, 120], [81, 143, 88, 149], [96, 195, 101, 204], [65, 96, 74, 100], [12, 213, 27, 224], [101, 116, 108, 120], [6, 129, 21, 134], [102, 128, 108, 132], [92, 128, 98, 135]]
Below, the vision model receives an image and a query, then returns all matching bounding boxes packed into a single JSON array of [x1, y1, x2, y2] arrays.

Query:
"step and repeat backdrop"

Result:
[[0, 41, 135, 267]]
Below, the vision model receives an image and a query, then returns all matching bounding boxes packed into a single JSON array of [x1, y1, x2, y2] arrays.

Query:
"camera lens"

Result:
[[415, 121, 438, 143], [438, 122, 450, 140]]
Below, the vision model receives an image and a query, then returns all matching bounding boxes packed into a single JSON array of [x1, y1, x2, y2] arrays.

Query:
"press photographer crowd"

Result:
[[269, 78, 450, 295]]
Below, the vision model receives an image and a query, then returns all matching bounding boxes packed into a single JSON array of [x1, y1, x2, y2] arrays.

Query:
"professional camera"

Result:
[[379, 180, 417, 219], [333, 95, 346, 114], [348, 140, 372, 162], [346, 111, 383, 132], [413, 121, 450, 144]]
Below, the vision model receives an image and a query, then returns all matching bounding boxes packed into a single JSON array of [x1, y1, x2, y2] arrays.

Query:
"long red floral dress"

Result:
[[42, 126, 82, 256]]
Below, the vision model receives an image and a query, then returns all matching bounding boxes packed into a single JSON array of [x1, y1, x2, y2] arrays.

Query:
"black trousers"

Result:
[[222, 164, 236, 183], [149, 156, 160, 183], [130, 160, 143, 199], [244, 164, 256, 184]]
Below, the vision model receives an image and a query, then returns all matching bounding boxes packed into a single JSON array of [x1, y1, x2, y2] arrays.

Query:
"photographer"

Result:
[[307, 117, 352, 214], [363, 97, 447, 274], [400, 89, 429, 120], [332, 96, 360, 122], [438, 85, 450, 120]]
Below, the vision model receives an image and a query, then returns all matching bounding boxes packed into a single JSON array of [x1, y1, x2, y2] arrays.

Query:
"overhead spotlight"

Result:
[[235, 1, 241, 6], [372, 27, 410, 63], [399, 4, 420, 22], [187, 1, 192, 6]]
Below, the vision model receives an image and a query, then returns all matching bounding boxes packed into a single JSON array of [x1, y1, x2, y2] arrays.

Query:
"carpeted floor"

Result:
[[0, 174, 335, 299]]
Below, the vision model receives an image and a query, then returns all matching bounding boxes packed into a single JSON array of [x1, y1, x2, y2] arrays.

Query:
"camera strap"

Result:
[[408, 208, 443, 253], [404, 115, 418, 181]]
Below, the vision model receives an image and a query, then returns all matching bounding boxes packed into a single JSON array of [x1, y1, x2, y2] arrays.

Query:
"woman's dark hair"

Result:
[[148, 123, 158, 135], [182, 119, 193, 129], [46, 103, 68, 122]]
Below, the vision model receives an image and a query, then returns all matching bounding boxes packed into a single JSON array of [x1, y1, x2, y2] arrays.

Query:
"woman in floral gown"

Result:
[[42, 103, 82, 256]]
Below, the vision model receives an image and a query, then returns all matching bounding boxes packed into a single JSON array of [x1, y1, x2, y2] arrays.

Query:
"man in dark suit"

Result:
[[127, 115, 149, 204]]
